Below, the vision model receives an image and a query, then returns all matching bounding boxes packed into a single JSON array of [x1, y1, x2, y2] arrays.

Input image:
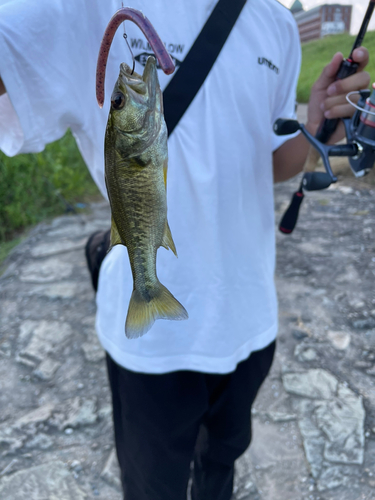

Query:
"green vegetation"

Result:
[[0, 130, 100, 253], [298, 31, 375, 103]]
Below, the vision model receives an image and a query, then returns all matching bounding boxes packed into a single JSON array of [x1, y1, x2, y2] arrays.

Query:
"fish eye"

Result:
[[111, 92, 125, 110]]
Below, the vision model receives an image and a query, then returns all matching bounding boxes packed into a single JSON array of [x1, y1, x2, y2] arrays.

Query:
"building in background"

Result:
[[290, 1, 352, 43]]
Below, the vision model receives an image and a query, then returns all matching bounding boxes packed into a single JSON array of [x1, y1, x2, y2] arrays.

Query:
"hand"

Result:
[[306, 48, 370, 144]]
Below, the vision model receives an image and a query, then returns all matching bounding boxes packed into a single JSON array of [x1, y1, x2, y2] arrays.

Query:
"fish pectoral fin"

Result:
[[108, 216, 124, 252], [161, 221, 177, 257]]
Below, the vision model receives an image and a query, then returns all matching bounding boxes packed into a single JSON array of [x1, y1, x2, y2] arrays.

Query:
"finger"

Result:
[[323, 103, 356, 120], [351, 47, 370, 72], [327, 71, 370, 97], [313, 52, 344, 92], [321, 93, 360, 112]]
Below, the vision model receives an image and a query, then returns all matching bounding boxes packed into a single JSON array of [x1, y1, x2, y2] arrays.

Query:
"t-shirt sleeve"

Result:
[[0, 0, 117, 196], [271, 15, 301, 153], [0, 0, 86, 153]]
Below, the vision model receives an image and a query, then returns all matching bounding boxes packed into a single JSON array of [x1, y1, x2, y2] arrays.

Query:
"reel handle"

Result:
[[273, 118, 300, 136], [279, 185, 304, 234], [278, 172, 333, 234], [302, 172, 333, 191]]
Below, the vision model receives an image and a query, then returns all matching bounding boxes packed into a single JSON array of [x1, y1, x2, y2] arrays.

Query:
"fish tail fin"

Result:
[[125, 283, 188, 339]]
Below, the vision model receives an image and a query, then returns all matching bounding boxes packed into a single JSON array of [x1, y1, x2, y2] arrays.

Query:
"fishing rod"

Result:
[[278, 0, 375, 234]]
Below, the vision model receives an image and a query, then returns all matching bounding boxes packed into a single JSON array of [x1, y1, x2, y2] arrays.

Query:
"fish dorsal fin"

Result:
[[108, 216, 124, 252], [161, 220, 177, 257]]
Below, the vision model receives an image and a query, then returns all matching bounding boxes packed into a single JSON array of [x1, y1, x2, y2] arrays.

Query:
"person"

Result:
[[0, 1, 370, 499]]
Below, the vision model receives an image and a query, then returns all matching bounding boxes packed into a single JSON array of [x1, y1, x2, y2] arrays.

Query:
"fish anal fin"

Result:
[[161, 220, 177, 257], [108, 216, 124, 252]]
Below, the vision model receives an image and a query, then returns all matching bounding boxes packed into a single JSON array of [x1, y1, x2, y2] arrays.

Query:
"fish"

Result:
[[104, 56, 188, 339]]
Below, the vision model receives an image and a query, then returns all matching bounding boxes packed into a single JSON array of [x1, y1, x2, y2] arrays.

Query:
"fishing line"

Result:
[[121, 2, 135, 74], [123, 32, 135, 75], [346, 90, 375, 116]]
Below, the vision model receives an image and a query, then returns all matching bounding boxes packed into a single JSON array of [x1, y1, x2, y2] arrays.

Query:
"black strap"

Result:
[[163, 0, 247, 136]]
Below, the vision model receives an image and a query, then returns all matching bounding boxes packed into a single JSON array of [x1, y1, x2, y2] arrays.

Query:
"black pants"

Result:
[[106, 340, 275, 500]]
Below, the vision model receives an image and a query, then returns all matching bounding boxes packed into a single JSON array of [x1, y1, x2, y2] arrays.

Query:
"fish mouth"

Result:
[[119, 63, 147, 95], [120, 63, 142, 81]]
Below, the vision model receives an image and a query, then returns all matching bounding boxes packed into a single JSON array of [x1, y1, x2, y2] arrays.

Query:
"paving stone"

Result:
[[317, 465, 352, 492], [98, 404, 113, 422], [352, 318, 375, 329], [0, 300, 18, 318], [62, 397, 98, 429], [18, 320, 38, 343], [266, 411, 297, 423], [296, 241, 329, 255], [242, 419, 308, 500], [233, 459, 258, 499], [286, 370, 365, 488], [15, 354, 37, 368], [0, 425, 25, 454], [291, 328, 308, 340], [15, 403, 55, 428], [81, 317, 105, 362], [294, 344, 318, 361], [0, 461, 87, 499], [27, 282, 81, 299], [81, 338, 105, 363], [354, 360, 372, 369], [19, 321, 72, 361], [327, 330, 351, 350], [30, 238, 87, 258], [283, 369, 338, 399], [336, 264, 361, 284], [25, 433, 54, 450], [20, 258, 74, 283], [100, 449, 121, 490], [47, 220, 108, 239], [300, 434, 325, 478], [349, 299, 366, 310], [316, 385, 365, 465], [33, 358, 61, 380]]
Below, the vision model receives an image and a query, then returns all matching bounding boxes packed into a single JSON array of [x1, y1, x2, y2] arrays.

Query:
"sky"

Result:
[[279, 1, 375, 34]]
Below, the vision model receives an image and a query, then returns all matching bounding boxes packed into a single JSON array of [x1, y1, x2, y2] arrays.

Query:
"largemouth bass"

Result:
[[104, 56, 188, 339]]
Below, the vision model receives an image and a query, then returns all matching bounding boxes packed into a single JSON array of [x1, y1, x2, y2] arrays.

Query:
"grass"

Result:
[[0, 130, 100, 262], [297, 30, 375, 103]]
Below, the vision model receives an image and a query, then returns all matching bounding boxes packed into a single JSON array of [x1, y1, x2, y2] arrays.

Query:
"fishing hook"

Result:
[[96, 7, 175, 108], [122, 32, 135, 75]]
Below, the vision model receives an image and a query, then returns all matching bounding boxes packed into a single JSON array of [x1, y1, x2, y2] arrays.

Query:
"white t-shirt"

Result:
[[0, 0, 301, 374]]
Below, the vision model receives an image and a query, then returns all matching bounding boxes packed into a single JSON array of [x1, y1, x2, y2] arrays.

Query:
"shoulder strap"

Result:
[[163, 0, 247, 136]]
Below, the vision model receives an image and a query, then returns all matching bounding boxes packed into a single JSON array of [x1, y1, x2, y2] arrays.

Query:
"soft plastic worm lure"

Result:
[[96, 7, 175, 108]]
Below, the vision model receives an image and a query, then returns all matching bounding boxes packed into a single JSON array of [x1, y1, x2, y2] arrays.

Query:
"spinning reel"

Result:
[[274, 84, 375, 233], [274, 0, 375, 234]]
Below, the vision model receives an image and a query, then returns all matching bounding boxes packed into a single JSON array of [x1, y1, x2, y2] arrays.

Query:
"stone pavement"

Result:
[[1, 179, 375, 499]]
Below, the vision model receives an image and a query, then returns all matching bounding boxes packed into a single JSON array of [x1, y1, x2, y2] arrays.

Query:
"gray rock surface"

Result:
[[0, 461, 87, 499], [1, 138, 375, 499], [20, 258, 74, 283]]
